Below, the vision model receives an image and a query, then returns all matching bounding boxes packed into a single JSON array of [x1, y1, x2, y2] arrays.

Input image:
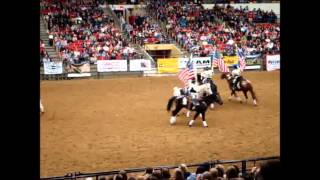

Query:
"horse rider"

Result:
[[231, 64, 242, 91], [200, 67, 213, 84], [187, 79, 199, 111]]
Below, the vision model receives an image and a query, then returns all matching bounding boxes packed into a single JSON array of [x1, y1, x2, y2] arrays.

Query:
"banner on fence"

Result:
[[191, 57, 212, 69], [266, 54, 280, 71], [157, 58, 179, 73], [97, 60, 127, 72], [179, 57, 211, 69], [43, 61, 63, 74], [244, 54, 262, 70], [67, 62, 91, 77], [223, 56, 239, 66], [129, 59, 151, 71]]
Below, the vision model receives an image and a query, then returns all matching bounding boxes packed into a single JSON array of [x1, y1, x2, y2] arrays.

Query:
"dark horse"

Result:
[[199, 78, 219, 109], [167, 86, 223, 127], [220, 72, 258, 106]]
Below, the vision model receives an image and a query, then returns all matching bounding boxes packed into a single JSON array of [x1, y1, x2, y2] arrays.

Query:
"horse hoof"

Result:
[[189, 125, 192, 127], [240, 101, 242, 104], [204, 126, 208, 128]]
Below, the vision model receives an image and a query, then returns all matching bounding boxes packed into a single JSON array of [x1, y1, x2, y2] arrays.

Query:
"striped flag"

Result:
[[237, 48, 246, 72], [178, 57, 196, 87], [212, 51, 229, 73]]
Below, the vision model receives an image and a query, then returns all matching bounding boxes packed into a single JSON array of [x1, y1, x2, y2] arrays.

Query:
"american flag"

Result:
[[212, 51, 229, 73], [237, 48, 246, 72], [178, 58, 196, 87]]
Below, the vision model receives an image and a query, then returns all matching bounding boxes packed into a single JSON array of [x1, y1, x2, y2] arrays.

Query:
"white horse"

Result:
[[168, 82, 214, 127], [172, 82, 213, 118], [40, 100, 44, 113]]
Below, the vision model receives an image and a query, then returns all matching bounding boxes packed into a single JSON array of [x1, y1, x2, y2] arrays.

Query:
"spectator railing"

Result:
[[40, 156, 279, 180]]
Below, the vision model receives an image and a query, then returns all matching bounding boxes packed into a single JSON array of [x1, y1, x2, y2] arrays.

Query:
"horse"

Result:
[[198, 76, 218, 109], [220, 72, 257, 106], [167, 83, 223, 127]]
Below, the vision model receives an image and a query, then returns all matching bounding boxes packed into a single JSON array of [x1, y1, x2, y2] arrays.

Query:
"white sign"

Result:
[[97, 60, 127, 72], [129, 59, 151, 71], [178, 57, 212, 69], [43, 61, 63, 74], [266, 54, 280, 71], [67, 73, 91, 77], [192, 57, 212, 69], [245, 65, 261, 70]]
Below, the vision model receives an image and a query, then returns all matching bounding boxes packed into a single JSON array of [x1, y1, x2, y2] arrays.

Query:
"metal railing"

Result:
[[41, 156, 279, 180]]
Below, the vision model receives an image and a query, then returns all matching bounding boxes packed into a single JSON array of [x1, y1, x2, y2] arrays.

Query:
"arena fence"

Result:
[[41, 53, 280, 80], [40, 156, 279, 180]]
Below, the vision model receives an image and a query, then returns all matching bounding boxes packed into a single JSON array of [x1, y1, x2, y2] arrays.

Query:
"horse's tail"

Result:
[[167, 96, 177, 111]]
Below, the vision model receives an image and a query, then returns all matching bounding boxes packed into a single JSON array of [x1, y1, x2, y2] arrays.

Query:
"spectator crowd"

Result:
[[146, 0, 279, 57], [41, 0, 137, 65], [88, 159, 280, 180]]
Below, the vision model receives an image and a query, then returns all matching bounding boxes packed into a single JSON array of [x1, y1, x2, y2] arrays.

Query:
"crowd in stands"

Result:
[[41, 0, 137, 64], [89, 160, 280, 180], [147, 0, 279, 57], [124, 15, 170, 45]]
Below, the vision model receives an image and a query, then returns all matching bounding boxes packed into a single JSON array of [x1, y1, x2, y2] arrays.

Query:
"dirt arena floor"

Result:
[[40, 71, 280, 177]]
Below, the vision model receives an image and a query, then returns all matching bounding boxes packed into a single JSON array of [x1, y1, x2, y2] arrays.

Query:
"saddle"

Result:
[[192, 99, 200, 106], [232, 76, 244, 90]]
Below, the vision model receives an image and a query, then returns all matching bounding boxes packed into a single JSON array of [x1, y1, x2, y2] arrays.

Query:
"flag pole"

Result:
[[190, 52, 197, 83]]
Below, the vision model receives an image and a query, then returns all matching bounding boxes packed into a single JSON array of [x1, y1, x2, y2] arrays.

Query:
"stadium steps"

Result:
[[144, 9, 190, 58], [101, 4, 154, 62], [40, 16, 61, 61]]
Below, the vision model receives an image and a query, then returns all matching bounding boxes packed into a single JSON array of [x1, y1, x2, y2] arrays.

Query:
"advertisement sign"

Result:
[[43, 61, 63, 74], [129, 59, 151, 71], [223, 56, 239, 66], [266, 54, 280, 71], [67, 62, 91, 77], [157, 58, 179, 73], [178, 57, 211, 69], [97, 60, 127, 72]]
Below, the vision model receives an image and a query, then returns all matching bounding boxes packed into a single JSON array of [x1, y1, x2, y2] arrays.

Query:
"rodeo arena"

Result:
[[40, 0, 280, 179]]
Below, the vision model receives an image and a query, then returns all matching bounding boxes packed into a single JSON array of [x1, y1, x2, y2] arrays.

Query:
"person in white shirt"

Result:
[[231, 64, 242, 91]]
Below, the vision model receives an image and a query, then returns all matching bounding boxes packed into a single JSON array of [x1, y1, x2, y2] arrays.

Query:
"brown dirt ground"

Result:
[[40, 71, 280, 177]]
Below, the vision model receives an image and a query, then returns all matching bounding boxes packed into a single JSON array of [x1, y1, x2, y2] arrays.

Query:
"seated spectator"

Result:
[[215, 165, 225, 179], [119, 170, 128, 180], [179, 164, 191, 179], [143, 167, 153, 179], [209, 168, 218, 180], [173, 168, 185, 180], [255, 160, 281, 180], [160, 168, 171, 180], [200, 171, 213, 180], [225, 165, 242, 179]]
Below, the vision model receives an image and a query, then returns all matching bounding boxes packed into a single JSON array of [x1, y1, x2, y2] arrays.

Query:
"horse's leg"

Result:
[[170, 106, 182, 124], [234, 91, 242, 103], [186, 110, 191, 118], [189, 111, 200, 127], [243, 90, 248, 103], [249, 88, 258, 106], [186, 99, 192, 117], [228, 90, 235, 101], [201, 111, 208, 127]]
